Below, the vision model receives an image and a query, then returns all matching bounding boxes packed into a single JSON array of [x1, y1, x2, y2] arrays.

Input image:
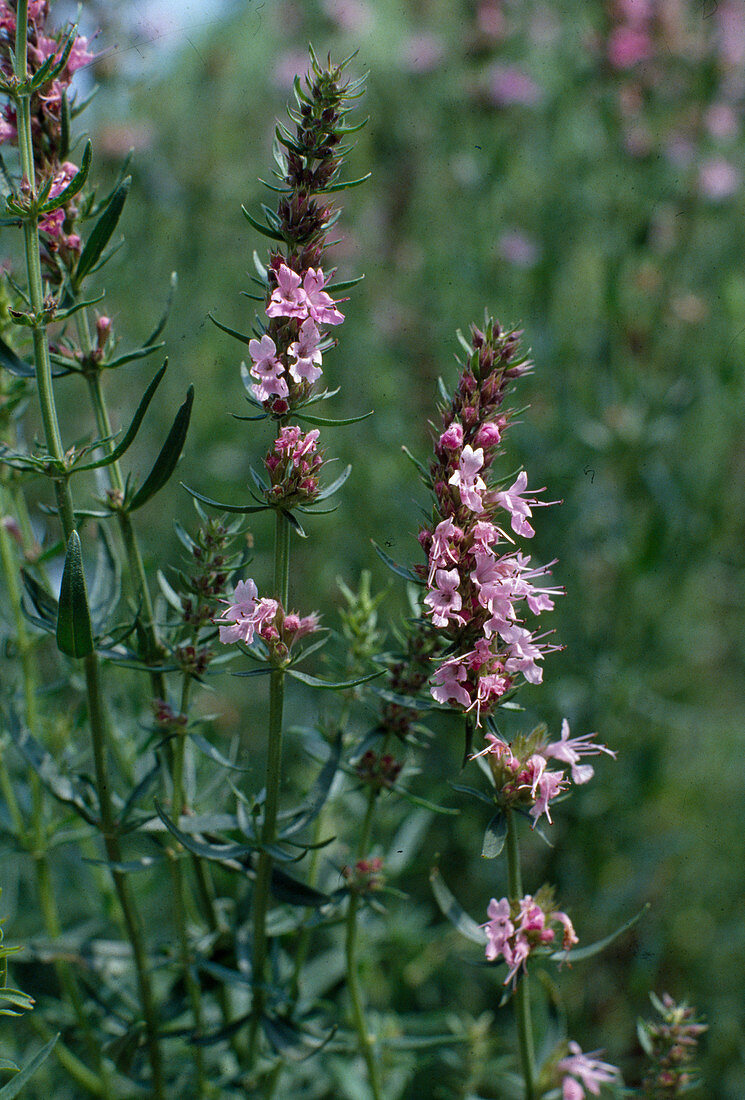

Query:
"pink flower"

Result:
[[500, 623, 545, 684], [427, 518, 463, 582], [544, 720, 616, 784], [248, 333, 289, 402], [303, 268, 344, 326], [438, 422, 464, 451], [499, 231, 540, 268], [473, 420, 502, 448], [249, 333, 280, 373], [266, 264, 307, 319], [218, 579, 259, 644], [424, 568, 463, 627], [528, 769, 566, 825], [482, 897, 514, 962], [67, 35, 94, 73], [494, 470, 556, 538], [400, 32, 445, 73], [287, 317, 323, 384], [0, 114, 16, 145], [558, 1042, 619, 1098], [449, 445, 486, 513], [431, 657, 471, 708]]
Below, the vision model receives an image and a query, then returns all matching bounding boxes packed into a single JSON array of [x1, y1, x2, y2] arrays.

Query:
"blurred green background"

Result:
[[7, 0, 745, 1093]]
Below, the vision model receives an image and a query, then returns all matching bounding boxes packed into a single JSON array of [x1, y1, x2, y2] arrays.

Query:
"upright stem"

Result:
[[12, 19, 165, 1094], [345, 784, 384, 1100], [84, 368, 166, 697], [248, 510, 290, 1068], [505, 809, 536, 1100]]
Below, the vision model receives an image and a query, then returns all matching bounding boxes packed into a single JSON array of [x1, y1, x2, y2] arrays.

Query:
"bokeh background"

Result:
[[7, 0, 745, 1094]]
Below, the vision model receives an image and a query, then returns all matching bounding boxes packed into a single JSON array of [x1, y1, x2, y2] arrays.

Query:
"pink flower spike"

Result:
[[544, 720, 616, 785], [266, 263, 307, 319], [288, 317, 323, 383], [302, 267, 345, 326], [558, 1041, 619, 1098]]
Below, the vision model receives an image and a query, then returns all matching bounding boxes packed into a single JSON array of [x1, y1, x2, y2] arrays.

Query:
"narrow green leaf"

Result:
[[39, 141, 91, 212], [394, 788, 459, 816], [281, 509, 306, 538], [295, 409, 373, 427], [286, 668, 382, 690], [102, 343, 163, 371], [449, 781, 495, 807], [145, 271, 177, 346], [371, 540, 421, 584], [74, 362, 167, 472], [241, 205, 284, 242], [188, 732, 250, 773], [154, 801, 254, 862], [430, 868, 487, 945], [315, 464, 352, 501], [209, 312, 253, 346], [128, 385, 194, 511], [270, 866, 332, 908], [0, 335, 33, 378], [0, 1035, 58, 1098], [181, 484, 269, 515], [20, 571, 58, 627], [549, 904, 650, 964], [59, 88, 71, 160], [324, 172, 371, 192], [56, 532, 94, 658], [74, 176, 131, 288], [481, 810, 508, 858]]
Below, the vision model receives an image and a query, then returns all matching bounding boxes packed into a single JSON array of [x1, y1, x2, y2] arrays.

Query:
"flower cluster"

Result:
[[0, 1, 94, 167], [476, 720, 616, 827], [482, 887, 577, 987], [218, 578, 319, 664], [342, 856, 384, 894], [354, 750, 402, 791], [263, 424, 324, 505], [640, 993, 707, 1097], [418, 318, 561, 722], [557, 1042, 620, 1100]]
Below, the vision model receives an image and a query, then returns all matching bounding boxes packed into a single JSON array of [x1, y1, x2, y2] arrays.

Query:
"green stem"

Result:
[[505, 808, 536, 1100], [345, 786, 384, 1100], [247, 510, 290, 1069], [11, 19, 165, 1092], [84, 370, 166, 697]]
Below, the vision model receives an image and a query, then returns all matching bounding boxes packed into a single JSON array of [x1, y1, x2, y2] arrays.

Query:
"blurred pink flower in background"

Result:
[[705, 102, 738, 140], [477, 0, 505, 40], [487, 63, 542, 106], [699, 157, 740, 200], [322, 0, 372, 33], [400, 33, 444, 74], [717, 0, 745, 67], [272, 49, 313, 89], [499, 231, 540, 268], [608, 25, 653, 69]]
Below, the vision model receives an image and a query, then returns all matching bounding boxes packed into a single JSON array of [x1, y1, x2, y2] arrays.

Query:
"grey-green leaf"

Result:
[[74, 176, 131, 288], [481, 810, 508, 859], [430, 867, 487, 945], [128, 385, 194, 510], [56, 532, 94, 658], [0, 1035, 58, 1098]]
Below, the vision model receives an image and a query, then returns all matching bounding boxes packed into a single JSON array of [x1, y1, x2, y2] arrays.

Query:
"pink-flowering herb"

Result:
[[263, 425, 324, 505], [474, 721, 616, 827], [482, 888, 578, 987], [217, 578, 320, 664], [557, 1041, 620, 1099]]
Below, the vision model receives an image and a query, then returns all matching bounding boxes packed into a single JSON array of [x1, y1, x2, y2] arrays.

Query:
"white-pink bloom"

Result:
[[288, 317, 323, 383], [558, 1041, 619, 1098], [424, 568, 463, 627], [449, 445, 486, 513], [470, 519, 501, 551], [266, 264, 307, 319], [249, 333, 280, 373], [427, 518, 463, 583], [431, 656, 471, 708], [439, 422, 464, 450], [544, 720, 616, 785], [302, 268, 344, 326], [500, 623, 545, 684], [218, 579, 259, 644], [528, 770, 566, 826], [482, 897, 514, 962], [494, 470, 555, 538]]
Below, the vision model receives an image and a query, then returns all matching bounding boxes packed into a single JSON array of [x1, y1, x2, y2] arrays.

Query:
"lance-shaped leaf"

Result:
[[262, 1015, 337, 1062], [7, 715, 98, 825], [286, 667, 383, 691], [145, 271, 177, 346], [269, 866, 333, 908], [56, 532, 94, 658], [73, 362, 167, 472], [128, 385, 194, 511], [241, 204, 284, 242], [0, 1035, 58, 1099], [59, 88, 71, 160], [430, 867, 487, 945], [0, 336, 33, 378], [38, 141, 91, 212], [549, 904, 650, 965], [372, 539, 422, 584], [209, 312, 253, 346], [393, 787, 459, 816], [154, 801, 253, 863], [20, 570, 58, 633], [315, 464, 352, 502], [481, 809, 508, 859], [188, 732, 250, 773], [280, 731, 342, 838], [74, 176, 131, 289], [181, 483, 270, 515]]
